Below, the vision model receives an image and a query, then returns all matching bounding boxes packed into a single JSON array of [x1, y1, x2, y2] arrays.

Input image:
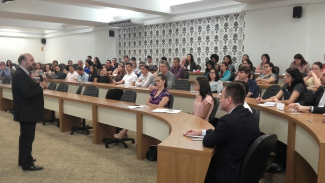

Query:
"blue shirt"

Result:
[[84, 67, 90, 74], [219, 70, 231, 81], [77, 73, 89, 82], [247, 79, 259, 98]]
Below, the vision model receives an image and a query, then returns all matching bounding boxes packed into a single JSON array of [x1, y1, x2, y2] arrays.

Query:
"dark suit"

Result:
[[12, 67, 44, 167], [203, 105, 260, 183], [299, 85, 325, 113]]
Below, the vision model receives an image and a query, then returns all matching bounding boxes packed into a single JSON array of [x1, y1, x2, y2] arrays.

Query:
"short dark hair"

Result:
[[131, 57, 136, 61], [140, 64, 149, 70], [238, 66, 251, 74], [69, 65, 74, 69], [233, 81, 249, 95], [139, 61, 146, 65], [161, 57, 167, 61], [18, 55, 26, 65], [224, 83, 245, 105], [173, 58, 180, 62], [156, 74, 168, 88], [76, 66, 83, 71], [125, 62, 133, 67], [112, 58, 116, 61], [88, 55, 92, 59], [123, 55, 129, 59], [210, 54, 219, 62], [68, 60, 72, 63], [196, 77, 212, 101], [147, 56, 152, 59], [106, 60, 111, 64], [313, 61, 323, 70]]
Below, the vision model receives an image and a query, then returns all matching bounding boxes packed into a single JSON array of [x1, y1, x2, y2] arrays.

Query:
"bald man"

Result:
[[12, 53, 47, 171]]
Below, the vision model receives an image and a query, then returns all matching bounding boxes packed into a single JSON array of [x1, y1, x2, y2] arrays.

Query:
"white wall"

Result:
[[0, 37, 45, 64], [45, 29, 117, 64], [245, 5, 309, 73]]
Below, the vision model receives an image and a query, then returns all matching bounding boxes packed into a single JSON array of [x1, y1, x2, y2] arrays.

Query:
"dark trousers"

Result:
[[19, 122, 36, 167]]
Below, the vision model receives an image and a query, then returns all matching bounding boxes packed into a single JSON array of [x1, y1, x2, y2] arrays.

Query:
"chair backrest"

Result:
[[274, 74, 279, 84], [2, 77, 11, 84], [82, 86, 99, 97], [59, 63, 65, 69], [168, 94, 174, 109], [230, 72, 235, 81], [56, 83, 69, 92], [120, 90, 137, 103], [274, 66, 280, 75], [106, 89, 124, 101], [174, 80, 190, 91], [184, 71, 189, 79], [241, 134, 278, 183], [262, 85, 282, 99], [251, 108, 260, 125], [208, 97, 219, 123], [73, 64, 79, 69], [76, 84, 83, 95], [47, 82, 57, 90]]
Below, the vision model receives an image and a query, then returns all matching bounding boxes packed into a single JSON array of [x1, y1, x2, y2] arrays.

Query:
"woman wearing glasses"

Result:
[[255, 62, 277, 84], [207, 67, 223, 93], [192, 77, 214, 121]]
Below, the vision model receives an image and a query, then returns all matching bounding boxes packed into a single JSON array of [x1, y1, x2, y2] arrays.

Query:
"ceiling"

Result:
[[0, 0, 316, 38]]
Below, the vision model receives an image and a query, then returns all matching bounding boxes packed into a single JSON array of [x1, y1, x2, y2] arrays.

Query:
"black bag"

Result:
[[146, 146, 157, 161]]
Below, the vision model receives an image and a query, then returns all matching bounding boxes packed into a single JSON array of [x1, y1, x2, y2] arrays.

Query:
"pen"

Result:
[[307, 119, 312, 123]]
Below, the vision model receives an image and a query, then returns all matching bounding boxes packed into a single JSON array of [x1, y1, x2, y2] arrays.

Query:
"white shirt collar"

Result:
[[228, 107, 236, 114], [19, 66, 29, 75]]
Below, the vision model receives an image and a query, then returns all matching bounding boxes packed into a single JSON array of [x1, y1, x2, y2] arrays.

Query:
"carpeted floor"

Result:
[[0, 111, 285, 183]]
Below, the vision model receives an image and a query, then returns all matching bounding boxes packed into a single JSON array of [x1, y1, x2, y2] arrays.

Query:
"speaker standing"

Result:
[[12, 53, 48, 171]]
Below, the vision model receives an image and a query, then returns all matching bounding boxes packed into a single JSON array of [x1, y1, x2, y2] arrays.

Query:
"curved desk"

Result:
[[0, 84, 214, 183]]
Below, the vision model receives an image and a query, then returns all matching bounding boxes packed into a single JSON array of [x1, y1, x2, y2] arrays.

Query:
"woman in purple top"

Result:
[[114, 74, 171, 139]]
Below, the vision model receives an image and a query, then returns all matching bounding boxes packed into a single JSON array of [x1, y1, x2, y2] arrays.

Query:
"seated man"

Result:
[[135, 65, 154, 87], [170, 57, 185, 79], [147, 55, 157, 71], [76, 66, 89, 82], [184, 83, 260, 183], [65, 65, 79, 82], [54, 66, 65, 79], [289, 69, 325, 113], [112, 58, 118, 69], [105, 60, 115, 75], [236, 66, 259, 98], [113, 63, 138, 86], [65, 60, 73, 71], [98, 69, 110, 83], [0, 61, 11, 77], [149, 60, 175, 89]]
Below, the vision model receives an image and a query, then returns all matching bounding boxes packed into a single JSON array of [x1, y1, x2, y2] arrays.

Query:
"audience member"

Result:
[[88, 65, 98, 83], [6, 60, 16, 73], [289, 54, 310, 76], [105, 60, 115, 75], [161, 57, 167, 61], [65, 60, 73, 71], [136, 61, 146, 77], [204, 60, 214, 77], [242, 54, 250, 63], [55, 66, 65, 79], [149, 60, 175, 89], [289, 68, 325, 113], [102, 64, 107, 70], [304, 61, 322, 88], [147, 55, 154, 66], [219, 62, 231, 81], [77, 60, 85, 69], [223, 55, 235, 72], [112, 58, 118, 69], [131, 57, 139, 74], [192, 77, 214, 121], [51, 60, 58, 71], [44, 64, 55, 79], [255, 62, 277, 84], [237, 59, 254, 79], [98, 69, 110, 83], [255, 54, 270, 73], [183, 82, 260, 183], [113, 63, 137, 86], [237, 66, 259, 98], [76, 66, 89, 82], [184, 54, 196, 71], [84, 60, 90, 74], [31, 62, 43, 77], [257, 68, 306, 105], [208, 67, 223, 93], [114, 74, 170, 140], [180, 58, 186, 69], [123, 55, 130, 63], [170, 57, 185, 79], [87, 55, 92, 62], [233, 80, 253, 113], [65, 65, 79, 82], [93, 57, 102, 69], [0, 61, 11, 77], [114, 64, 126, 82], [210, 54, 219, 66], [135, 65, 154, 87]]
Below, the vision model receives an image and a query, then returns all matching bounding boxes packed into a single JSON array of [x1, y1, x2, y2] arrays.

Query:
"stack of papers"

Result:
[[258, 102, 276, 107], [190, 91, 199, 93], [151, 108, 182, 114], [127, 105, 147, 109]]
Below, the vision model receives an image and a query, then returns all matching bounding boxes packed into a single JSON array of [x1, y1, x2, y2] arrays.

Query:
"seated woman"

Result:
[[207, 67, 223, 93], [114, 64, 126, 82], [289, 54, 310, 77], [114, 74, 170, 139], [44, 64, 55, 79], [88, 65, 99, 83], [192, 77, 214, 121], [84, 60, 90, 74], [256, 68, 306, 105], [255, 54, 270, 73], [219, 62, 231, 81], [31, 62, 43, 77], [223, 55, 235, 72], [255, 62, 277, 84], [304, 61, 322, 89], [235, 59, 254, 79], [204, 60, 214, 77]]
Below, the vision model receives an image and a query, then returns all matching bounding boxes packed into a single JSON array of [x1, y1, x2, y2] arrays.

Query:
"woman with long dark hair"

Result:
[[88, 65, 99, 83], [256, 68, 306, 105], [114, 63, 126, 82], [6, 60, 16, 72], [184, 54, 196, 71], [204, 60, 215, 77], [192, 77, 214, 121], [84, 60, 90, 74], [93, 57, 102, 69], [289, 53, 310, 76], [255, 62, 277, 84], [207, 67, 223, 93], [223, 55, 235, 72], [255, 54, 270, 73]]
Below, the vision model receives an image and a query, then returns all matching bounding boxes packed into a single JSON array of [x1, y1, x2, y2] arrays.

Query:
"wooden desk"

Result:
[[0, 84, 214, 183], [189, 72, 205, 80]]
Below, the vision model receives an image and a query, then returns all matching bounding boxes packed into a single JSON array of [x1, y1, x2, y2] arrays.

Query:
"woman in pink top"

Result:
[[255, 54, 270, 73], [192, 77, 214, 121]]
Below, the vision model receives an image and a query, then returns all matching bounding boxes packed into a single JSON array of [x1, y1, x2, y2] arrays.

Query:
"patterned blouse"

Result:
[[149, 89, 170, 108], [289, 61, 310, 76]]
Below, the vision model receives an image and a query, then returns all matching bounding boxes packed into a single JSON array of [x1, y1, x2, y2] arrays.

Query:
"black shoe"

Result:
[[18, 159, 36, 166], [265, 163, 285, 173], [22, 164, 43, 171]]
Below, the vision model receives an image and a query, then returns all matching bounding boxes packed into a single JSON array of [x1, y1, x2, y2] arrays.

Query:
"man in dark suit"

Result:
[[289, 69, 325, 113], [12, 53, 48, 171], [184, 83, 260, 183]]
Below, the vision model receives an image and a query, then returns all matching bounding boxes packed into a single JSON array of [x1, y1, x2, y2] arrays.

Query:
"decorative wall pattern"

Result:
[[118, 13, 245, 70]]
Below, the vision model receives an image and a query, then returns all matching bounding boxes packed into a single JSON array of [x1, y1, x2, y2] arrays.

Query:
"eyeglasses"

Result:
[[264, 66, 269, 68], [209, 72, 215, 74], [194, 83, 200, 86]]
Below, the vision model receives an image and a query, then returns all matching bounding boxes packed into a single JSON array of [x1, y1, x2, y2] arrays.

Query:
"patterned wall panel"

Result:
[[118, 13, 245, 70]]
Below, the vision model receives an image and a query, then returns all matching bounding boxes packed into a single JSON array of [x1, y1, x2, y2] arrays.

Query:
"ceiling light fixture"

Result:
[[2, 0, 14, 3]]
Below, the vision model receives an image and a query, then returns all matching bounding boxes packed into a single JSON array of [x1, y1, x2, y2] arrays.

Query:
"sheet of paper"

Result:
[[186, 135, 204, 138], [127, 105, 147, 109], [151, 108, 182, 114], [192, 138, 203, 141]]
